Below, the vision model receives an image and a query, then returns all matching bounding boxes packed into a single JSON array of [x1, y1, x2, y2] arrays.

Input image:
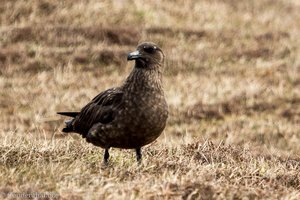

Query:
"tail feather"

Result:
[[62, 127, 73, 133], [61, 119, 74, 133], [57, 112, 79, 117]]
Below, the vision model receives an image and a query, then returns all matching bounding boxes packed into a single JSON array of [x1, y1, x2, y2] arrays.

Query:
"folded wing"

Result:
[[60, 87, 123, 135]]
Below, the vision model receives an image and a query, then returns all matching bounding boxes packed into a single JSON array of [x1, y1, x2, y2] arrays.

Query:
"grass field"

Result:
[[0, 0, 300, 199]]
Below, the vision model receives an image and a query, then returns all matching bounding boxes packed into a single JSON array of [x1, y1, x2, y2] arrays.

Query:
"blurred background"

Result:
[[1, 0, 300, 198], [0, 0, 299, 153]]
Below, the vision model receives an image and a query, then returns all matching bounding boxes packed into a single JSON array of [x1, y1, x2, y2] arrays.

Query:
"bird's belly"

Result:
[[86, 102, 168, 149], [110, 128, 163, 149], [111, 112, 167, 148], [114, 111, 167, 148]]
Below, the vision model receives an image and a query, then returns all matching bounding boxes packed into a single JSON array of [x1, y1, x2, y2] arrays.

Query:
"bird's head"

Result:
[[127, 42, 164, 69]]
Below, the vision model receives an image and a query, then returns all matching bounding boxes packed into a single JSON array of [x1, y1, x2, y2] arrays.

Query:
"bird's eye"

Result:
[[143, 46, 156, 53]]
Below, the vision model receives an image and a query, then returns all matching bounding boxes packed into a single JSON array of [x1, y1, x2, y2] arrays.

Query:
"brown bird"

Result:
[[57, 42, 168, 164]]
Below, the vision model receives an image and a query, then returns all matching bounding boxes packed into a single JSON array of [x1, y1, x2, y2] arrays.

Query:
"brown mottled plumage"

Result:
[[57, 42, 168, 163]]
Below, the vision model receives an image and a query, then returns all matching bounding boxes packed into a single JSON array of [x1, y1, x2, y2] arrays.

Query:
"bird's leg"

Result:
[[103, 148, 110, 164], [136, 148, 142, 163]]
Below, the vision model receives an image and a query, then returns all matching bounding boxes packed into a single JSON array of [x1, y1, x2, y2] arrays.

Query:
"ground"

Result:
[[0, 0, 300, 199]]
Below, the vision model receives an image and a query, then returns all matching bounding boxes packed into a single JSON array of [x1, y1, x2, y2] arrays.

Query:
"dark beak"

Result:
[[127, 50, 141, 60]]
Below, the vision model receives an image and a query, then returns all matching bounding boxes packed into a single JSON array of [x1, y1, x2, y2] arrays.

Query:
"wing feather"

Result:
[[73, 87, 123, 135]]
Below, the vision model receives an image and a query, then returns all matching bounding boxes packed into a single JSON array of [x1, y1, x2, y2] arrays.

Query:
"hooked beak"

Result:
[[127, 50, 142, 60]]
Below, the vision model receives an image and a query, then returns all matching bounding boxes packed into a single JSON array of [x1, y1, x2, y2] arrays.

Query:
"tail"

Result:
[[61, 119, 74, 133], [57, 112, 79, 133], [57, 112, 79, 117]]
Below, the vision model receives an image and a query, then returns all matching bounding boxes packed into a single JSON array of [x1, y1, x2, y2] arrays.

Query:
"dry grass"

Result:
[[0, 0, 300, 199]]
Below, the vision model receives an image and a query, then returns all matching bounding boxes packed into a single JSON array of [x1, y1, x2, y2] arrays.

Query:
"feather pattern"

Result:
[[73, 88, 123, 135]]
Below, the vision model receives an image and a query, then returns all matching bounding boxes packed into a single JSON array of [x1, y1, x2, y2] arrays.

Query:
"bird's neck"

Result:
[[122, 66, 163, 94]]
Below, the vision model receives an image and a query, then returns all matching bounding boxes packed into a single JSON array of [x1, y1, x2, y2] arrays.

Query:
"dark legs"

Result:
[[103, 148, 110, 164], [136, 148, 142, 163], [103, 148, 142, 164]]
